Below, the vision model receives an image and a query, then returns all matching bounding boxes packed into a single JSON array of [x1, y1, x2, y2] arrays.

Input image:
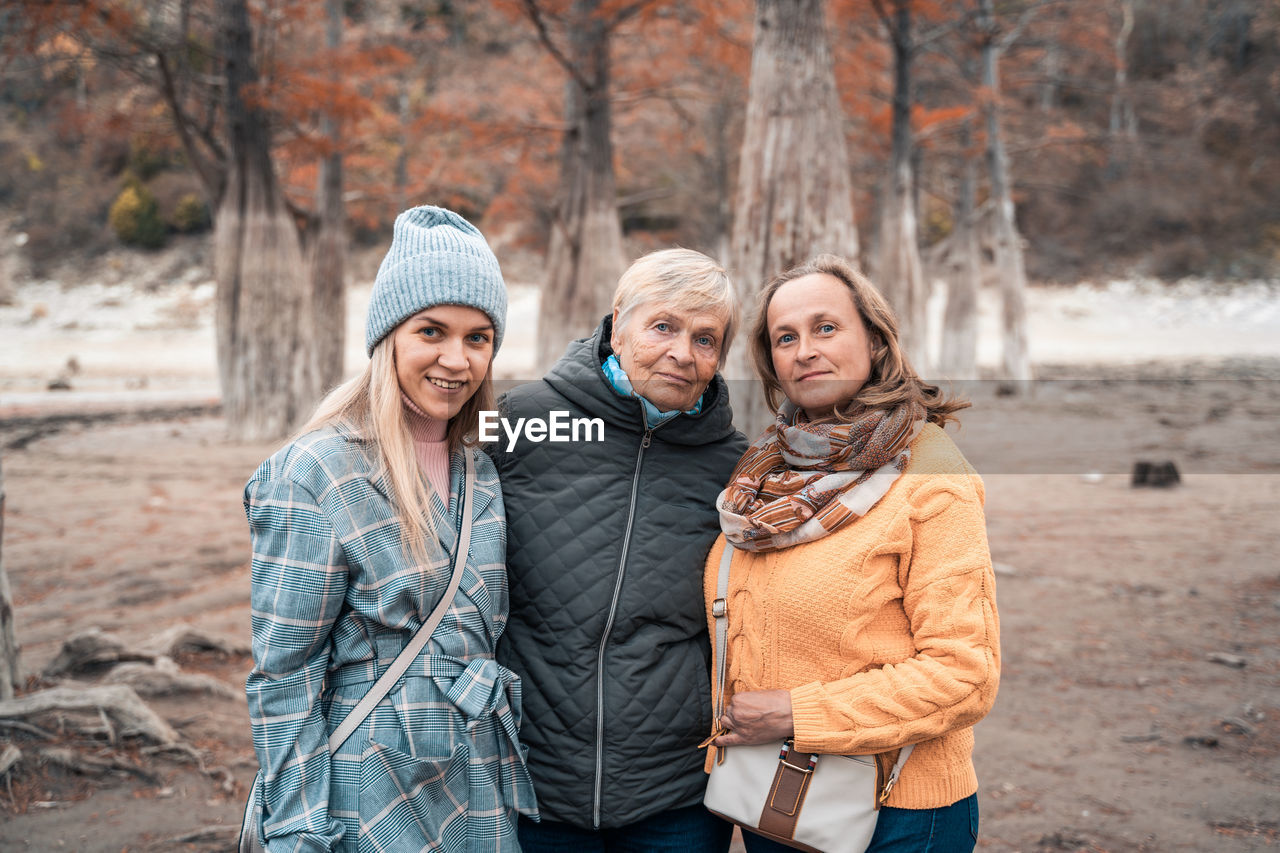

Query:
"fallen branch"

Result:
[[0, 718, 55, 739], [39, 746, 162, 784], [142, 625, 249, 658], [0, 684, 180, 746], [0, 743, 21, 775], [43, 628, 155, 678], [156, 824, 240, 847], [44, 625, 249, 681], [143, 742, 236, 794], [105, 658, 240, 700]]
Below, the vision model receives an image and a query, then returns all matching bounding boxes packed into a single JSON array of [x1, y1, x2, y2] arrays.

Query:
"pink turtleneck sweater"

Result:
[[401, 393, 450, 501]]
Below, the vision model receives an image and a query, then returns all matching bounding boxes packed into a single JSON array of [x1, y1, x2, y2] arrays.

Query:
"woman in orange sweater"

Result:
[[704, 255, 1000, 852]]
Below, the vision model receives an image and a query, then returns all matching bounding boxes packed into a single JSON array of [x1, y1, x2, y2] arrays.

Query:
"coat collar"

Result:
[[540, 316, 739, 447]]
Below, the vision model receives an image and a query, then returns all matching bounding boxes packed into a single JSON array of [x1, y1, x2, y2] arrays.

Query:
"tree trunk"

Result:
[[214, 0, 320, 440], [728, 0, 859, 434], [874, 2, 928, 371], [310, 0, 347, 393], [979, 0, 1032, 384], [939, 118, 980, 380], [1108, 0, 1138, 172], [537, 0, 627, 369], [0, 455, 19, 700]]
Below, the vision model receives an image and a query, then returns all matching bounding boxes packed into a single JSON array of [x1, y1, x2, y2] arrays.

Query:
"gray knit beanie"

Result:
[[365, 205, 507, 355]]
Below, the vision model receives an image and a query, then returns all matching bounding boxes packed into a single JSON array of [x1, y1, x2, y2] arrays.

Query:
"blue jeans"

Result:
[[518, 804, 734, 853], [741, 793, 979, 853]]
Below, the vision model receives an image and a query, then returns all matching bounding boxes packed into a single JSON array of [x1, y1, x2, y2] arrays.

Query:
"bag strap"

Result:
[[710, 539, 915, 796], [327, 450, 476, 753], [711, 541, 733, 726]]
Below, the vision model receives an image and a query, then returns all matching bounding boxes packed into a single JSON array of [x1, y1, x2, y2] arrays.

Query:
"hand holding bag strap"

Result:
[[710, 539, 915, 791], [326, 449, 475, 754]]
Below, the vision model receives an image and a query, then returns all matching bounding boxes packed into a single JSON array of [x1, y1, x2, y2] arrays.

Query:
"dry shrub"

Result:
[[108, 181, 167, 249], [149, 171, 210, 233]]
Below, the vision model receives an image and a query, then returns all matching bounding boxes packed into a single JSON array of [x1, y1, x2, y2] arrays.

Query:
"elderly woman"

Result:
[[704, 255, 1000, 853], [491, 248, 746, 852]]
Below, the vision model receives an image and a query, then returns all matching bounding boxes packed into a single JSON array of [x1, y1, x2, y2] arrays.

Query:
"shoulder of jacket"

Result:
[[499, 377, 568, 414], [247, 425, 373, 496], [900, 423, 985, 506]]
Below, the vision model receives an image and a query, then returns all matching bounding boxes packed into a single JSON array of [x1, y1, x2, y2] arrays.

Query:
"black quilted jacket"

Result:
[[491, 317, 747, 829]]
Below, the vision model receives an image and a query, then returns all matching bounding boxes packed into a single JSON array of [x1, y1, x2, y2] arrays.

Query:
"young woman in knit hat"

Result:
[[242, 206, 537, 851], [703, 255, 1000, 852]]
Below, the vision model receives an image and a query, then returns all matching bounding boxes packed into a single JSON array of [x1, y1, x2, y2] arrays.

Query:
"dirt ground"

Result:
[[1, 362, 1278, 852]]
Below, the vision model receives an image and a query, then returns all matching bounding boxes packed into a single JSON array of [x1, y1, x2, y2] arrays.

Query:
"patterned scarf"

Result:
[[717, 401, 925, 552]]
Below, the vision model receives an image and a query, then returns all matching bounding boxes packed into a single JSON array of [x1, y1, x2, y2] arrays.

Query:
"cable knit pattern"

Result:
[[704, 423, 1000, 810]]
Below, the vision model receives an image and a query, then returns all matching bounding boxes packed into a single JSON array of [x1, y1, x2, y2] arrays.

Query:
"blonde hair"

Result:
[[612, 248, 739, 365], [298, 335, 495, 563], [749, 254, 969, 426]]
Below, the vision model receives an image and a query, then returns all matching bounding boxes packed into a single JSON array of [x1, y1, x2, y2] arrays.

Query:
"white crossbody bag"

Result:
[[238, 452, 474, 853], [703, 541, 913, 853]]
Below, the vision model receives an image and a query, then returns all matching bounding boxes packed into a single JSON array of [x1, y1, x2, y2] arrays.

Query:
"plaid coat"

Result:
[[244, 425, 537, 852]]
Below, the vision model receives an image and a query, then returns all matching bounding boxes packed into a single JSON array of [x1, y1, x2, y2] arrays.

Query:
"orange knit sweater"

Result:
[[703, 423, 1000, 809]]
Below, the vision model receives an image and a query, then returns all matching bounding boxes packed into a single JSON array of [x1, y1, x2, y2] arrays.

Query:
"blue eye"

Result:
[[695, 335, 715, 348], [467, 332, 491, 345], [419, 326, 440, 338], [818, 323, 836, 334], [655, 322, 671, 332], [776, 333, 795, 345]]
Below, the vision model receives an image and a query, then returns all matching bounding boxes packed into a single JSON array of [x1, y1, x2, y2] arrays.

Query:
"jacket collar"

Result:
[[541, 316, 739, 447]]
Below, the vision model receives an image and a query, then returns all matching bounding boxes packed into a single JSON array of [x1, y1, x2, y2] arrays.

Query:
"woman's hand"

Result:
[[714, 689, 794, 746]]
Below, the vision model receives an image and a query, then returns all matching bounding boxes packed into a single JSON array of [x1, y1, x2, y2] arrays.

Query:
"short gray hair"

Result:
[[611, 248, 739, 364]]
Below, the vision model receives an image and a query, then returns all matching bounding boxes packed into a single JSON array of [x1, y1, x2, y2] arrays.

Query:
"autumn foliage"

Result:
[[1, 0, 1278, 280]]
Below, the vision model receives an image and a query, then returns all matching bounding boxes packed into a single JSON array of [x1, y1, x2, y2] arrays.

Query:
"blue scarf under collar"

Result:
[[602, 354, 704, 429]]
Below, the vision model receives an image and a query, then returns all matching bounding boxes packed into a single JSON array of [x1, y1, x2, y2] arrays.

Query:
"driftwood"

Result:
[[39, 745, 161, 784], [141, 625, 249, 658], [105, 658, 240, 700], [0, 743, 21, 775], [44, 626, 248, 680], [154, 824, 241, 849], [42, 628, 156, 678], [0, 684, 180, 745]]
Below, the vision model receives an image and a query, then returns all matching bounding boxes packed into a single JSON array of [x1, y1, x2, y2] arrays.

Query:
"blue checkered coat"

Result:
[[244, 425, 537, 852]]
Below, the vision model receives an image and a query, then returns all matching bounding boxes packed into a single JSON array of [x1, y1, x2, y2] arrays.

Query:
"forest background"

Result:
[[0, 0, 1278, 851]]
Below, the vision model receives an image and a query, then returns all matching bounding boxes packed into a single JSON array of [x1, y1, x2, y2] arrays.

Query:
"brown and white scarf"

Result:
[[717, 402, 925, 552]]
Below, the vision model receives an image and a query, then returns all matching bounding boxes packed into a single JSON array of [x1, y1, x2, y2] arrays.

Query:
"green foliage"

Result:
[[128, 136, 171, 181], [108, 181, 167, 248], [171, 192, 211, 233]]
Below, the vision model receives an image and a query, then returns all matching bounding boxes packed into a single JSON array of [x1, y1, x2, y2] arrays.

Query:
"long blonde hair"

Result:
[[298, 336, 495, 563]]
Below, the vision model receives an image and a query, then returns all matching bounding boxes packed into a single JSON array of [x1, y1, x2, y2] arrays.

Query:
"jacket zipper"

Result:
[[592, 416, 659, 828]]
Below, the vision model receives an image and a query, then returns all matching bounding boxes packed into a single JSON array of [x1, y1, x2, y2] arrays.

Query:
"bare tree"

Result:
[[976, 0, 1033, 383], [1109, 0, 1138, 151], [938, 117, 982, 380], [0, 456, 18, 700], [309, 0, 348, 394], [214, 0, 319, 439], [871, 0, 929, 371], [523, 0, 653, 368], [729, 0, 859, 434]]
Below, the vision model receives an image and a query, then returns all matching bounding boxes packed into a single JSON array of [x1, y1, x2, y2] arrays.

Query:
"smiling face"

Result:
[[610, 302, 727, 413], [767, 272, 875, 421], [392, 304, 495, 421]]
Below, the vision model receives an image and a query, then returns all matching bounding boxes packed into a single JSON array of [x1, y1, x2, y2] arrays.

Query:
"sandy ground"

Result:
[[1, 269, 1279, 851]]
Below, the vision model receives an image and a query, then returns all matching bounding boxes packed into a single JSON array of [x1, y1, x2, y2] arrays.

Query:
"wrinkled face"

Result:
[[610, 302, 726, 413], [767, 273, 874, 421], [392, 305, 494, 421]]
